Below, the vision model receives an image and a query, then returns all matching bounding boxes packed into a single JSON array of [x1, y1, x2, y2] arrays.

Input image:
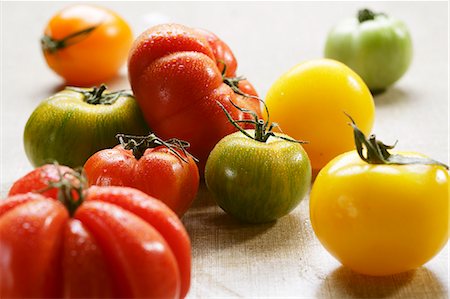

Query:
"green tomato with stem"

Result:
[[325, 8, 413, 93], [205, 104, 312, 223], [24, 85, 149, 168]]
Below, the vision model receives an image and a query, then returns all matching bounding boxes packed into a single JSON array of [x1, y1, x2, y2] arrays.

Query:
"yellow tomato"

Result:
[[265, 59, 375, 173], [310, 151, 449, 276]]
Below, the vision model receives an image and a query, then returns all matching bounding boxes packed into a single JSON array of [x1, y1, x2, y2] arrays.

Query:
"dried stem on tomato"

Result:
[[66, 84, 132, 105], [217, 60, 307, 144], [36, 163, 87, 216], [217, 99, 307, 144], [116, 133, 198, 162], [347, 113, 449, 169], [41, 24, 100, 53]]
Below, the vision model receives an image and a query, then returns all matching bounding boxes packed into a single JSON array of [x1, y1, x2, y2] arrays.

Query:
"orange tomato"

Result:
[[41, 4, 133, 86]]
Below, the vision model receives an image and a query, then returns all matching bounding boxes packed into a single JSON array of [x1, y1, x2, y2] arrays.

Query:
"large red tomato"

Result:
[[128, 23, 262, 172], [3, 165, 191, 298], [84, 134, 199, 216]]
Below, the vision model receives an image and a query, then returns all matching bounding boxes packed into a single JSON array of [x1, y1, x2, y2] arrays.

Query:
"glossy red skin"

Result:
[[8, 164, 74, 199], [128, 23, 262, 172], [83, 145, 199, 216], [4, 168, 191, 298]]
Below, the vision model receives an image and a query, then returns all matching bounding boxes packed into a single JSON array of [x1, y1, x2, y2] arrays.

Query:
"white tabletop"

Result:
[[1, 2, 448, 298]]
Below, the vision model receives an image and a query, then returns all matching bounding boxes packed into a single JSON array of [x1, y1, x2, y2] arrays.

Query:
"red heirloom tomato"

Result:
[[128, 23, 262, 172], [84, 133, 199, 216], [4, 165, 191, 298]]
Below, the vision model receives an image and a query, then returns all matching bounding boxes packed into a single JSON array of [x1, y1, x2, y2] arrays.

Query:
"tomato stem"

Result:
[[116, 133, 198, 162], [217, 100, 307, 144], [218, 61, 307, 144], [347, 113, 449, 169], [41, 24, 100, 53], [357, 8, 386, 23], [66, 85, 133, 105], [39, 163, 87, 217]]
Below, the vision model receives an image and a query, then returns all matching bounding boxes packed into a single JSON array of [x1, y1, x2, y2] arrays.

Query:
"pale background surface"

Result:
[[1, 1, 448, 298]]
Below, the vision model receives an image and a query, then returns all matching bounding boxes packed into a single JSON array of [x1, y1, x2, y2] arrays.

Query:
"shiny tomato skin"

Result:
[[8, 164, 74, 199], [194, 28, 237, 76], [4, 168, 191, 298], [62, 219, 115, 298], [0, 195, 67, 298], [310, 151, 449, 276], [265, 59, 375, 173], [75, 200, 180, 298], [23, 87, 149, 168], [84, 145, 199, 216], [128, 23, 262, 173], [85, 186, 191, 296], [42, 4, 133, 86], [205, 130, 312, 223]]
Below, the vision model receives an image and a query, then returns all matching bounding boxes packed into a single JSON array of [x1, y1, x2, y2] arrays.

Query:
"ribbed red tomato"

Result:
[[2, 165, 191, 298], [128, 23, 262, 173]]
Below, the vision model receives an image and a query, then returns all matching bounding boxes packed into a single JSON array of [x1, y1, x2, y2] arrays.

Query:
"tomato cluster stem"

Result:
[[116, 133, 197, 162]]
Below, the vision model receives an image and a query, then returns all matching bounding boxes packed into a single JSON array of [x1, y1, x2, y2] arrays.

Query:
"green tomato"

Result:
[[324, 8, 413, 92], [24, 85, 149, 168], [205, 129, 312, 223]]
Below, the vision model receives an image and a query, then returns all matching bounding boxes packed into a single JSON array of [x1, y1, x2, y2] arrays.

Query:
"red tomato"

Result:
[[83, 143, 199, 216], [4, 165, 191, 298], [128, 23, 262, 173]]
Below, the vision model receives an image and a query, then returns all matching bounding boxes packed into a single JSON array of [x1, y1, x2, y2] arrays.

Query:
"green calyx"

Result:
[[357, 8, 384, 23], [116, 133, 197, 162], [217, 99, 307, 145], [41, 25, 99, 54], [38, 163, 87, 217], [66, 84, 133, 105], [347, 114, 449, 169], [218, 60, 307, 144]]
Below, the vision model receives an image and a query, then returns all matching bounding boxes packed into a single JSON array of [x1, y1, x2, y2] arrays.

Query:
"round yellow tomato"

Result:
[[265, 59, 375, 173], [41, 4, 133, 86], [310, 150, 449, 276]]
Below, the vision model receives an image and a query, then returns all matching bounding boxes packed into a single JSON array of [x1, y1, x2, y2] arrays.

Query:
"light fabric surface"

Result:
[[1, 2, 448, 298]]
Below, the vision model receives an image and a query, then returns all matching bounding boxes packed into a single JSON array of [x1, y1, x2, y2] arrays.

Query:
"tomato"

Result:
[[310, 120, 449, 276], [325, 8, 413, 92], [41, 4, 133, 86], [264, 59, 375, 173], [84, 133, 199, 216], [4, 165, 191, 298], [205, 108, 311, 223], [128, 23, 262, 173], [24, 85, 149, 168]]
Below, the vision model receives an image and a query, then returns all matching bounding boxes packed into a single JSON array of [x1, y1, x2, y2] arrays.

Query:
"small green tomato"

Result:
[[325, 8, 413, 92], [205, 104, 312, 223]]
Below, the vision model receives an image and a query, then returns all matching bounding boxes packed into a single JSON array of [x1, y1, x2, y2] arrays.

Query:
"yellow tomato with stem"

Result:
[[310, 119, 449, 276], [265, 59, 375, 173]]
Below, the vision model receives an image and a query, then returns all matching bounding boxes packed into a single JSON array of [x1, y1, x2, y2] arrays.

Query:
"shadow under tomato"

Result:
[[184, 184, 310, 257], [316, 266, 446, 299], [373, 86, 411, 107]]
